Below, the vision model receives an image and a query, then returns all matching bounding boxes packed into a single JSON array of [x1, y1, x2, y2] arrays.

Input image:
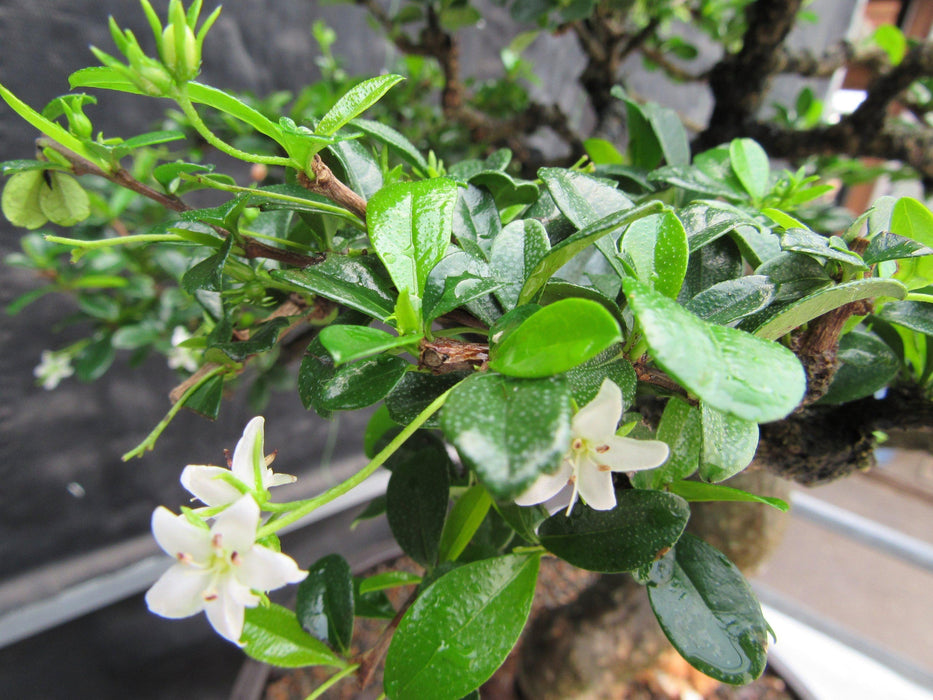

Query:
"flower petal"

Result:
[[576, 456, 617, 510], [598, 436, 670, 472], [212, 495, 259, 553], [514, 460, 573, 506], [571, 379, 623, 440], [145, 564, 212, 619], [265, 471, 297, 489], [231, 416, 265, 485], [180, 465, 244, 507], [151, 506, 212, 562], [237, 546, 307, 591], [204, 578, 253, 645]]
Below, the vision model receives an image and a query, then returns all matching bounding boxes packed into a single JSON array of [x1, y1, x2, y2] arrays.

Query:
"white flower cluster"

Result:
[[145, 417, 306, 645]]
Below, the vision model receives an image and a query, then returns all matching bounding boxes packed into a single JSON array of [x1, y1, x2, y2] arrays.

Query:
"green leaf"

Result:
[[182, 373, 222, 419], [453, 184, 501, 260], [780, 229, 866, 269], [35, 172, 90, 226], [538, 489, 689, 572], [862, 232, 933, 265], [699, 403, 759, 482], [667, 480, 789, 512], [818, 327, 900, 404], [632, 397, 702, 489], [2, 170, 47, 229], [187, 81, 284, 144], [489, 298, 621, 378], [69, 66, 145, 94], [211, 317, 289, 361], [241, 603, 346, 668], [368, 178, 459, 301], [423, 250, 502, 323], [299, 339, 409, 413], [519, 201, 665, 304], [648, 165, 739, 199], [873, 24, 907, 65], [564, 343, 636, 407], [751, 278, 908, 340], [680, 201, 757, 253], [182, 235, 232, 294], [489, 219, 550, 311], [316, 74, 405, 136], [684, 276, 776, 325], [583, 137, 625, 165], [296, 554, 355, 654], [647, 534, 768, 685], [386, 448, 452, 567], [729, 138, 770, 200], [539, 168, 633, 229], [442, 373, 572, 499], [74, 333, 115, 381], [640, 101, 691, 167], [438, 484, 493, 563], [327, 138, 383, 200], [386, 371, 468, 430], [875, 299, 933, 335], [318, 324, 417, 365], [618, 210, 688, 298], [273, 255, 396, 322], [624, 278, 805, 422], [350, 118, 429, 172], [358, 571, 422, 595], [891, 196, 933, 289], [384, 554, 540, 700]]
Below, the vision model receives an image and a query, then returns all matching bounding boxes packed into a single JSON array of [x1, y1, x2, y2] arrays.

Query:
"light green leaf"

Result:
[[729, 138, 770, 200], [241, 603, 346, 668], [490, 218, 550, 311], [438, 484, 493, 563], [318, 325, 418, 365], [891, 196, 933, 289], [316, 74, 404, 136], [619, 210, 688, 298], [632, 397, 702, 489], [38, 172, 90, 226], [2, 170, 47, 229], [667, 480, 789, 512], [699, 403, 759, 483]]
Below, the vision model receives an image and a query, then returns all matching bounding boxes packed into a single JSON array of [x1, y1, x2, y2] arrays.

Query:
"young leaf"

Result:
[[384, 554, 540, 700], [624, 278, 805, 422], [488, 298, 621, 378], [350, 118, 429, 172], [358, 571, 422, 595], [386, 448, 451, 567], [729, 138, 770, 200], [186, 81, 284, 143], [295, 554, 355, 654], [538, 489, 689, 572], [453, 184, 501, 260], [316, 74, 404, 137], [441, 373, 572, 499], [618, 210, 688, 298], [438, 484, 493, 563], [647, 534, 769, 685], [698, 403, 759, 483], [667, 480, 789, 512], [632, 397, 702, 489], [891, 196, 933, 289], [2, 170, 47, 229], [241, 603, 346, 668], [318, 324, 418, 365]]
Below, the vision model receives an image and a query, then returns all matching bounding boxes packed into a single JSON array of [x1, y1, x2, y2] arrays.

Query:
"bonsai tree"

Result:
[[4, 1, 933, 697]]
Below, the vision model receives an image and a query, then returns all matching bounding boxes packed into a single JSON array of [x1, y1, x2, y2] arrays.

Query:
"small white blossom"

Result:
[[145, 495, 306, 645], [515, 378, 669, 514], [181, 417, 296, 507], [33, 350, 74, 390], [167, 326, 200, 373]]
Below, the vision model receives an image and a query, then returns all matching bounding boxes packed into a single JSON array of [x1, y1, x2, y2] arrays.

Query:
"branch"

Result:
[[297, 156, 368, 222]]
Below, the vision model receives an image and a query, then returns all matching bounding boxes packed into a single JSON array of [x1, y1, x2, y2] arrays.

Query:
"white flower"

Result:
[[515, 378, 669, 514], [181, 417, 296, 507], [33, 350, 74, 390], [145, 495, 306, 645], [167, 326, 200, 373]]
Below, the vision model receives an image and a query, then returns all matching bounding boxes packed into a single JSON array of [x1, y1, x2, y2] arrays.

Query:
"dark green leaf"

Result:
[[818, 327, 900, 404], [489, 298, 621, 378], [386, 448, 451, 567], [680, 201, 759, 253], [423, 249, 501, 322], [211, 317, 289, 362], [667, 480, 788, 512], [875, 299, 933, 335], [863, 232, 933, 265], [295, 554, 355, 653], [442, 373, 572, 499], [698, 403, 759, 482], [490, 219, 550, 311], [648, 166, 739, 198], [780, 229, 866, 268], [539, 489, 689, 572], [647, 534, 768, 684], [564, 343, 636, 407], [326, 138, 383, 200], [625, 278, 805, 422], [684, 276, 776, 325], [453, 184, 501, 260], [182, 236, 233, 294], [632, 397, 702, 489], [241, 603, 346, 668], [384, 554, 540, 700], [183, 373, 223, 419], [74, 333, 115, 381], [386, 370, 469, 429], [354, 579, 396, 619]]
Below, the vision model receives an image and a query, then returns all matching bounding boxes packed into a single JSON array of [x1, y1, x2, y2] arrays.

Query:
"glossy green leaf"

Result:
[[668, 480, 789, 512], [296, 554, 354, 653], [386, 371, 468, 430], [241, 603, 346, 669], [182, 236, 232, 294], [453, 184, 501, 261], [647, 534, 768, 685], [619, 210, 688, 298], [875, 300, 933, 335], [368, 178, 459, 301], [358, 571, 422, 595], [891, 196, 933, 289], [187, 82, 284, 144], [539, 168, 633, 229], [316, 74, 404, 136], [780, 229, 866, 269], [818, 327, 900, 404], [211, 318, 289, 362], [648, 166, 739, 199], [468, 170, 539, 208], [862, 232, 933, 265], [519, 201, 665, 304], [384, 554, 540, 700], [318, 324, 417, 365], [299, 339, 409, 413], [386, 447, 451, 567], [632, 397, 702, 489], [751, 278, 908, 340], [699, 403, 759, 483], [685, 276, 776, 325], [583, 137, 624, 165], [350, 118, 429, 172], [439, 484, 493, 563], [625, 278, 805, 422], [640, 100, 691, 167], [273, 255, 396, 322], [678, 201, 755, 253], [754, 251, 833, 303], [564, 343, 636, 407], [182, 373, 223, 419], [538, 489, 689, 572], [354, 578, 396, 619], [489, 219, 550, 311], [69, 66, 144, 94], [327, 138, 384, 200], [729, 138, 770, 200], [423, 249, 501, 323], [489, 298, 621, 377], [442, 373, 571, 499]]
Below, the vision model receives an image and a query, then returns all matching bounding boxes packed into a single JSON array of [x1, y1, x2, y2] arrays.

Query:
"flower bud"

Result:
[[161, 21, 199, 83]]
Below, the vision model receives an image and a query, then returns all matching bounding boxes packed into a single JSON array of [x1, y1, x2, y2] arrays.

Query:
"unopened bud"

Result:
[[161, 22, 199, 82]]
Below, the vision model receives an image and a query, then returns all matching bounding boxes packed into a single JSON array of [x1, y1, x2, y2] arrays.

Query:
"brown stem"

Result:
[[242, 238, 325, 267], [357, 589, 418, 690], [297, 156, 368, 222], [419, 337, 488, 374]]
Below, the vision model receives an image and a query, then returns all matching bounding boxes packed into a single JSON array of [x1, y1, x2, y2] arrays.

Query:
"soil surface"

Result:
[[263, 556, 797, 700]]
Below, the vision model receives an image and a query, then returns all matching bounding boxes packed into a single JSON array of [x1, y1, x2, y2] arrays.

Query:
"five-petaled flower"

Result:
[[145, 494, 306, 645], [33, 349, 74, 390], [181, 416, 296, 507], [515, 378, 669, 514]]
